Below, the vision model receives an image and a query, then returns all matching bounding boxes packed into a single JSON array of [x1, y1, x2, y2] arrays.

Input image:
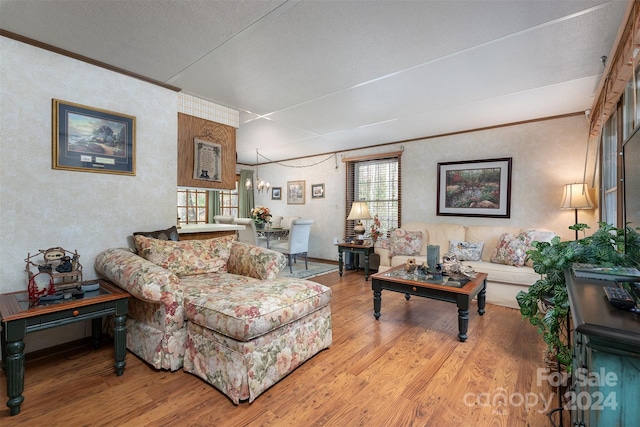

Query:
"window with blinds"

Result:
[[345, 153, 401, 239]]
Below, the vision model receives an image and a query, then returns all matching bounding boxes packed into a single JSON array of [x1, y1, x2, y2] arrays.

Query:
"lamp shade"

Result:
[[560, 183, 594, 210], [347, 201, 372, 220]]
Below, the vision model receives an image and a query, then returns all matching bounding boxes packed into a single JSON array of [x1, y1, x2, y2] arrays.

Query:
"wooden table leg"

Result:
[[364, 250, 370, 281], [5, 339, 25, 415]]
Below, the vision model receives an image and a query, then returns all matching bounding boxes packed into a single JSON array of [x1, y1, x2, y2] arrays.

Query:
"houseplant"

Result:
[[517, 222, 640, 371], [249, 206, 272, 229]]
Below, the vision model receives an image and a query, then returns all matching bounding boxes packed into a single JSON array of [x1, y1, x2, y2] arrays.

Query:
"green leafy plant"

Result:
[[517, 222, 640, 371]]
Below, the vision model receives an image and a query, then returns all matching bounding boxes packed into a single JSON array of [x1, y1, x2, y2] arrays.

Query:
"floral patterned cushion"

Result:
[[183, 276, 332, 341], [524, 229, 558, 267], [389, 229, 423, 257], [134, 234, 236, 277], [227, 241, 287, 280], [375, 237, 390, 250], [490, 231, 535, 267], [449, 240, 485, 261]]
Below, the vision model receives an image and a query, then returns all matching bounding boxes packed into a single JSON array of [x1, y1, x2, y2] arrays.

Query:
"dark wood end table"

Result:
[[371, 266, 487, 341], [338, 242, 375, 281], [0, 279, 129, 416]]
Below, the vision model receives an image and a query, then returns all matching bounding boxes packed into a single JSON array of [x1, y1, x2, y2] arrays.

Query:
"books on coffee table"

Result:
[[572, 263, 640, 281]]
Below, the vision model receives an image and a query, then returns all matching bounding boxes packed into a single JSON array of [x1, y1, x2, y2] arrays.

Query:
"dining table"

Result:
[[257, 227, 290, 249]]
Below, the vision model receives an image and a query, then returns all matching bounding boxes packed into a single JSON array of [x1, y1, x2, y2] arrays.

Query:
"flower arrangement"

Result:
[[369, 214, 382, 244], [249, 206, 272, 225]]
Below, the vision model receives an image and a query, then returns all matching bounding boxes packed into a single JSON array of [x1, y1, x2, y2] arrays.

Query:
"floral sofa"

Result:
[[94, 234, 332, 403], [375, 222, 557, 309]]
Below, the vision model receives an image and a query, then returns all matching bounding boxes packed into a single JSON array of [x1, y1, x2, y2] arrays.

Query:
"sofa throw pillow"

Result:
[[525, 229, 558, 267], [449, 240, 484, 261], [490, 231, 535, 267], [133, 226, 180, 241], [389, 229, 423, 257], [134, 234, 236, 277]]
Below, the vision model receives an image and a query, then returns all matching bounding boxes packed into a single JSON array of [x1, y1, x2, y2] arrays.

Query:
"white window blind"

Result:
[[345, 153, 401, 239]]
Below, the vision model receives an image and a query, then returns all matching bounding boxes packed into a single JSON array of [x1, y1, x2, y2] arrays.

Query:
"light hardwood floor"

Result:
[[1, 270, 564, 426]]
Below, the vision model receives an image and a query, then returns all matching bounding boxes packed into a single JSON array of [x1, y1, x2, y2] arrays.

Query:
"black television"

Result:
[[623, 126, 640, 266]]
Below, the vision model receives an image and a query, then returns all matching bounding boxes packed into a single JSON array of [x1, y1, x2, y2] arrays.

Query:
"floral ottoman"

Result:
[[182, 276, 332, 404]]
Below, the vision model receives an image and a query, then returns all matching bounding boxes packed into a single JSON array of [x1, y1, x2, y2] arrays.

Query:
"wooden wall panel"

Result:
[[177, 113, 236, 189]]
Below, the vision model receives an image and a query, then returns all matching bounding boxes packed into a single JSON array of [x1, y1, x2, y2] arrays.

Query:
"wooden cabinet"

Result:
[[565, 271, 640, 426]]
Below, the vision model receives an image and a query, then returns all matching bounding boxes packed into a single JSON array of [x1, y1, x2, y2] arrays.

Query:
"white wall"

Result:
[[254, 114, 595, 262], [1, 37, 178, 351]]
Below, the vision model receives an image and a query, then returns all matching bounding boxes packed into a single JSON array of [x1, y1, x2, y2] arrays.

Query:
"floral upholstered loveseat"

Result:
[[95, 234, 332, 403]]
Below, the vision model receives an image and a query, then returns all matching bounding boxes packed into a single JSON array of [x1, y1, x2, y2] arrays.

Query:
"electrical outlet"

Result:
[[333, 237, 340, 244]]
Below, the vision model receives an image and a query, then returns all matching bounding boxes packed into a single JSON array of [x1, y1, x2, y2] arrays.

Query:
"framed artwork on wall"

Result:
[[272, 187, 282, 200], [52, 99, 136, 175], [193, 138, 221, 182], [437, 157, 512, 218], [287, 180, 305, 204], [311, 183, 325, 198]]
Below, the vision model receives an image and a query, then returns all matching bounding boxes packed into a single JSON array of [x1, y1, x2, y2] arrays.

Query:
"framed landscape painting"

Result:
[[52, 99, 135, 175], [437, 158, 512, 218]]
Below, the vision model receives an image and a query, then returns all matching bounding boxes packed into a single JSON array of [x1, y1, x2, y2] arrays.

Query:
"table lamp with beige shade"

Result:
[[347, 201, 372, 244]]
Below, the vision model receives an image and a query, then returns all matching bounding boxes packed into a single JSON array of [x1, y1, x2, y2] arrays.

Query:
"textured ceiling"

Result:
[[0, 0, 629, 164]]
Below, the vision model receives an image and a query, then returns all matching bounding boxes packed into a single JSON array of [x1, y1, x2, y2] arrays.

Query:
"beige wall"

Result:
[[1, 35, 594, 352], [254, 114, 595, 262], [1, 37, 179, 351]]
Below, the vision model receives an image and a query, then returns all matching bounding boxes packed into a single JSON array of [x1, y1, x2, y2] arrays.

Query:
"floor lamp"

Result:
[[560, 183, 594, 240]]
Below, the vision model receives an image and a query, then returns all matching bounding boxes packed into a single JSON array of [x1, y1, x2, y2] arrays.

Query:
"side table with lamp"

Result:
[[341, 201, 375, 280]]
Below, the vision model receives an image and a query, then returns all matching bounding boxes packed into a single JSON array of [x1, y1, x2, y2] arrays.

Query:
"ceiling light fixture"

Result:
[[255, 149, 270, 193]]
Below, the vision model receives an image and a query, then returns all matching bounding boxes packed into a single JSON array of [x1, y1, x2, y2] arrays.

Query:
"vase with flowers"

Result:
[[249, 206, 272, 229], [369, 215, 382, 245]]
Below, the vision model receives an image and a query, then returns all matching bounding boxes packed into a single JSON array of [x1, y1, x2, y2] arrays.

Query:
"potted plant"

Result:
[[517, 222, 640, 371]]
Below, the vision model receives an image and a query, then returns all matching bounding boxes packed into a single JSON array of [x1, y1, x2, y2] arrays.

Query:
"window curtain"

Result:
[[208, 191, 221, 222], [239, 169, 254, 218]]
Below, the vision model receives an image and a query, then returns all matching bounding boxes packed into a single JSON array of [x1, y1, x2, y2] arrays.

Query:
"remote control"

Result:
[[603, 286, 636, 310]]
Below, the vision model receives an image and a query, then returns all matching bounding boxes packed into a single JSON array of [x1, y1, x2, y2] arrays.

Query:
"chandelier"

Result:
[[255, 149, 270, 193]]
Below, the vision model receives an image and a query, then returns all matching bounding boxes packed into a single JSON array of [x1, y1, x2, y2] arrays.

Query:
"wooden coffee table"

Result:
[[371, 266, 487, 342], [0, 280, 128, 415]]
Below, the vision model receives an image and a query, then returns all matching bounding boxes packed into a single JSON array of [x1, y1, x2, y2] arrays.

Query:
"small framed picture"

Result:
[[287, 180, 305, 204], [311, 183, 325, 198], [272, 187, 282, 200]]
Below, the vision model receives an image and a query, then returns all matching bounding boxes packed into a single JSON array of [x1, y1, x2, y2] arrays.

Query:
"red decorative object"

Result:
[[370, 215, 382, 244], [28, 272, 55, 300]]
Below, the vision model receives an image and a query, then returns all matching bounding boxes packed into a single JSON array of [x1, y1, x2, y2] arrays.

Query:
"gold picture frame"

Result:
[[52, 99, 135, 175], [287, 180, 305, 204]]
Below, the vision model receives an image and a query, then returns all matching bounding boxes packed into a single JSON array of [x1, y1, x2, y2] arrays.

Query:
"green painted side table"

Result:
[[0, 280, 128, 416], [338, 242, 375, 281]]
